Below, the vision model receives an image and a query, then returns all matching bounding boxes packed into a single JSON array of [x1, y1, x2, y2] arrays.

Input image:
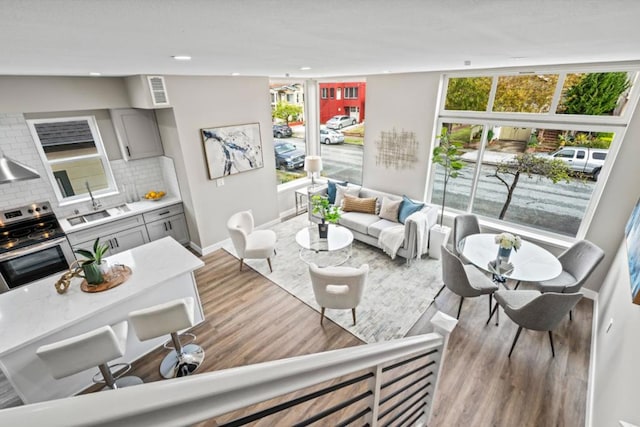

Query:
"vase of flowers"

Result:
[[495, 232, 522, 263]]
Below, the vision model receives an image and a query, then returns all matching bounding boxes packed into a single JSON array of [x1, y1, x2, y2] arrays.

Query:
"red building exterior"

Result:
[[319, 82, 366, 124]]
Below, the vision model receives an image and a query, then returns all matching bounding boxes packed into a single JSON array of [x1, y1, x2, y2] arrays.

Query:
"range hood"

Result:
[[0, 154, 40, 184]]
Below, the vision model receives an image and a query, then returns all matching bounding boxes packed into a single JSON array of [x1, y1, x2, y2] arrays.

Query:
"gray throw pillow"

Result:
[[379, 197, 402, 222]]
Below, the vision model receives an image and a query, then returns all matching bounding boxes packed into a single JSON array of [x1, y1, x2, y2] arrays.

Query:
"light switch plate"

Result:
[[216, 178, 224, 187]]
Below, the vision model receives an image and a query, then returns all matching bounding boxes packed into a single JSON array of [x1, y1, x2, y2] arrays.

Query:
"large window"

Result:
[[432, 69, 638, 237], [271, 81, 306, 185], [27, 116, 118, 204]]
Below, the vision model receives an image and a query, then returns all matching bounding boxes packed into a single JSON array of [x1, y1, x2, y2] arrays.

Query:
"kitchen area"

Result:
[[0, 99, 197, 406]]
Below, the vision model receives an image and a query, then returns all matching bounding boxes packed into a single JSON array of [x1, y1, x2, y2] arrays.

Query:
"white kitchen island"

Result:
[[0, 237, 205, 404]]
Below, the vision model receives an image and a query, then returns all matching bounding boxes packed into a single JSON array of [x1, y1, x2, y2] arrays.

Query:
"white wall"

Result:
[[363, 72, 441, 200], [159, 75, 279, 250], [591, 241, 640, 426]]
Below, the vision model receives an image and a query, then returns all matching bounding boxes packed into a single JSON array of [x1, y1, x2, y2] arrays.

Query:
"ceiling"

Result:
[[3, 0, 640, 79]]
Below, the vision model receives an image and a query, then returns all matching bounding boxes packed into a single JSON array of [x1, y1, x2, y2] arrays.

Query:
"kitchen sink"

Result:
[[67, 209, 112, 226]]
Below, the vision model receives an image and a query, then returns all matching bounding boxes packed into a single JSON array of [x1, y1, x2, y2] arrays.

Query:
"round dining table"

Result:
[[458, 233, 562, 283]]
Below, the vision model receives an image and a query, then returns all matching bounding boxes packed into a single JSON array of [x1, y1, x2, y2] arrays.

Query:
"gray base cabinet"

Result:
[[144, 203, 189, 245], [68, 216, 151, 257]]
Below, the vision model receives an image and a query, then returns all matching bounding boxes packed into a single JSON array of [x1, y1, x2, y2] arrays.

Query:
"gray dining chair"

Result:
[[529, 240, 603, 319], [453, 214, 481, 257], [441, 245, 498, 320], [493, 290, 583, 358]]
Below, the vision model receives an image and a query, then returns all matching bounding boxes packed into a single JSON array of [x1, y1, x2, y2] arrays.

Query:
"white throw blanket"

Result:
[[378, 225, 405, 259], [378, 211, 429, 260]]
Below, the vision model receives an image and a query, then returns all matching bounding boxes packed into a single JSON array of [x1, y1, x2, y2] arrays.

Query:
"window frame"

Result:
[[431, 65, 640, 240], [27, 115, 118, 206]]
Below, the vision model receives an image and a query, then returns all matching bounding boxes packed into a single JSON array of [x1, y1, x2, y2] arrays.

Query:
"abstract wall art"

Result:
[[201, 123, 264, 179], [375, 128, 419, 170], [624, 197, 640, 305]]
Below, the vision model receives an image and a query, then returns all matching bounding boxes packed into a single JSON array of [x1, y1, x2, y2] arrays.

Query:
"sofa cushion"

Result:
[[327, 180, 347, 204], [335, 184, 361, 207], [379, 197, 401, 222], [398, 195, 425, 224], [339, 212, 380, 234], [343, 195, 377, 214], [368, 218, 404, 239]]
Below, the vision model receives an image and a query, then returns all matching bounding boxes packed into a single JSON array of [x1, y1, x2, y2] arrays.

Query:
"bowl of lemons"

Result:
[[144, 190, 166, 201]]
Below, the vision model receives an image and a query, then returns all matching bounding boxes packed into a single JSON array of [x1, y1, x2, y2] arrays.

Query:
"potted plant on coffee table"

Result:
[[74, 238, 110, 285], [429, 129, 465, 259], [310, 194, 341, 238]]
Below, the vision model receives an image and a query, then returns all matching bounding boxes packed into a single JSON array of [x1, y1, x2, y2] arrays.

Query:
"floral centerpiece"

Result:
[[495, 232, 522, 261], [495, 232, 522, 251]]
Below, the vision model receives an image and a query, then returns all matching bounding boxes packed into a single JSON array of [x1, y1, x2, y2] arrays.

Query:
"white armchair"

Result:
[[308, 263, 369, 325], [227, 210, 277, 272]]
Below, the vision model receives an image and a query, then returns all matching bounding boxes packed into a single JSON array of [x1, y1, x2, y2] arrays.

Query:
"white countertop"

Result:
[[60, 196, 183, 233], [0, 237, 204, 356]]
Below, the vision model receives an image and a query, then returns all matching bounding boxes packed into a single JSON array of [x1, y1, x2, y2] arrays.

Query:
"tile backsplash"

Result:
[[0, 112, 179, 218]]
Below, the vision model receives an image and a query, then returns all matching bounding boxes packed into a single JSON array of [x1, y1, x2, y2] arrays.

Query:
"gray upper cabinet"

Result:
[[110, 108, 164, 160]]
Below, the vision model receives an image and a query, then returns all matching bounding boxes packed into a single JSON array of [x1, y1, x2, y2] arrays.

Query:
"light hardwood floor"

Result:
[[0, 248, 592, 426]]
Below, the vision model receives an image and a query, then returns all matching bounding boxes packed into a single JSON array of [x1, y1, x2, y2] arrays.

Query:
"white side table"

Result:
[[294, 188, 308, 216]]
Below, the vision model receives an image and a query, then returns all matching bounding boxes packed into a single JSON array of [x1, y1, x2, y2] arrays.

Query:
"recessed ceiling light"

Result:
[[172, 55, 192, 61], [88, 72, 101, 76], [231, 72, 240, 76], [383, 70, 390, 74], [300, 66, 311, 71]]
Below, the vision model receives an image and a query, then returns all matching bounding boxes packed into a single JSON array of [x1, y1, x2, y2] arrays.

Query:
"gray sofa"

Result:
[[308, 184, 438, 262]]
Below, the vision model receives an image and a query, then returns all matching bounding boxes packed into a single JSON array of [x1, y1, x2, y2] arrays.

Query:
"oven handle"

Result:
[[0, 237, 71, 262]]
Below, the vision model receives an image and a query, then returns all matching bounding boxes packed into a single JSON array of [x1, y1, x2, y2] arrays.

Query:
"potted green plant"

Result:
[[430, 129, 465, 259], [310, 194, 341, 238], [74, 238, 110, 285]]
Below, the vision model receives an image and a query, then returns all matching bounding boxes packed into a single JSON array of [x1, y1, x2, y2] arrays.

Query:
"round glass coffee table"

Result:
[[295, 224, 354, 267]]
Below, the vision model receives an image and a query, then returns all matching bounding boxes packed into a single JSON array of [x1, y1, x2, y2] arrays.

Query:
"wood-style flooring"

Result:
[[0, 248, 592, 427]]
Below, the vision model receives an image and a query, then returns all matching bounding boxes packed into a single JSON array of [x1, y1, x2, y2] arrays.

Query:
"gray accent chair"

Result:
[[453, 214, 480, 257], [528, 240, 603, 319], [441, 245, 498, 320], [492, 290, 583, 357]]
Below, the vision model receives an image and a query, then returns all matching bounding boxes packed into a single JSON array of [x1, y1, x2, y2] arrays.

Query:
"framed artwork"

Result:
[[201, 123, 264, 179], [624, 197, 640, 305]]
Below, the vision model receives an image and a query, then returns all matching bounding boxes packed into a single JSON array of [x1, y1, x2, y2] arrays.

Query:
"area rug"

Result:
[[222, 214, 443, 343]]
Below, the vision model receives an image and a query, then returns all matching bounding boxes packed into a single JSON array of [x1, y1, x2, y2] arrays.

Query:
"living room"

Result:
[[1, 1, 640, 426]]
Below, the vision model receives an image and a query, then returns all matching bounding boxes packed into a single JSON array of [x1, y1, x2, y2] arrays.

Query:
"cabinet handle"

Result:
[[108, 239, 114, 250], [114, 237, 119, 248], [126, 146, 131, 157], [168, 220, 172, 230], [164, 222, 168, 231], [158, 211, 171, 216]]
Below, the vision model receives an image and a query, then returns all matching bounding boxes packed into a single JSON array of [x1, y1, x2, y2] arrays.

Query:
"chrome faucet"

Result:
[[86, 181, 102, 210]]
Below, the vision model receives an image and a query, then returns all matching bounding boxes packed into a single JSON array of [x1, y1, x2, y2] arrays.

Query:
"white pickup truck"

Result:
[[545, 147, 607, 181]]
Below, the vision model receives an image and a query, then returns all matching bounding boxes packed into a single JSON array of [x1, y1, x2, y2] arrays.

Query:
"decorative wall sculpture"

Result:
[[625, 197, 640, 305], [201, 123, 264, 179], [375, 128, 419, 170]]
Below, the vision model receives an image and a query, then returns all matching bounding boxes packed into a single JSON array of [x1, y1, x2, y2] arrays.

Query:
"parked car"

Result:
[[320, 128, 345, 144], [274, 141, 305, 170], [326, 115, 356, 130], [273, 124, 293, 138], [544, 147, 607, 181]]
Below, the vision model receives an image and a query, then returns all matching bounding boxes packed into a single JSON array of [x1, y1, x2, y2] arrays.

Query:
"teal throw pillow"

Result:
[[327, 180, 348, 204], [398, 195, 424, 224]]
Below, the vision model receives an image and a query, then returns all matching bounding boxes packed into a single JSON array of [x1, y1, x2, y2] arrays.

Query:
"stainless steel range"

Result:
[[0, 202, 74, 292]]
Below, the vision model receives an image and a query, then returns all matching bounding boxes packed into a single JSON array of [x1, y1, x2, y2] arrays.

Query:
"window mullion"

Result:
[[548, 73, 566, 116], [486, 76, 498, 112], [467, 125, 490, 213]]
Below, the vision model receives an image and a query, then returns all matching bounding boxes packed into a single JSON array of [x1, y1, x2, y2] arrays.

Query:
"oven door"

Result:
[[0, 237, 75, 292]]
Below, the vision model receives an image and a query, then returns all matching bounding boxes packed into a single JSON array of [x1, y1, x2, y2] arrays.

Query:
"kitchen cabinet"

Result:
[[110, 108, 164, 160], [67, 215, 150, 257], [143, 203, 189, 245]]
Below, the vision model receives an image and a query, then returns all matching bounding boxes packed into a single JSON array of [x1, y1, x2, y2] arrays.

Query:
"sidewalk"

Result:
[[461, 150, 517, 165]]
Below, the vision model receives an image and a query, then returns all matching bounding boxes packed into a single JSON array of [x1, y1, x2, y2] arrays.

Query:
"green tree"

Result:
[[490, 153, 572, 220], [493, 75, 558, 113], [562, 72, 631, 115], [445, 77, 492, 111], [432, 130, 465, 226], [272, 101, 303, 124]]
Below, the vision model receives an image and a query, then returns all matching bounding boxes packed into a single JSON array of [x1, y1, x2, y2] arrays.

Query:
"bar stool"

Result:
[[128, 297, 204, 378], [36, 321, 143, 391]]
